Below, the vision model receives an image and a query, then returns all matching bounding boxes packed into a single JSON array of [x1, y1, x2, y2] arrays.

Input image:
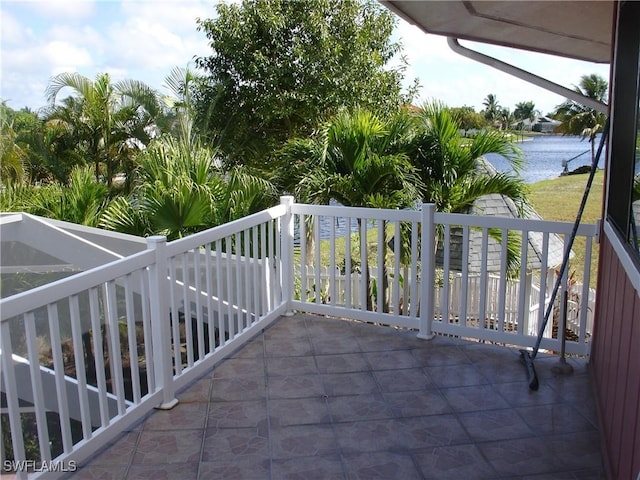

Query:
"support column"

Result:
[[418, 203, 436, 339], [147, 236, 179, 410]]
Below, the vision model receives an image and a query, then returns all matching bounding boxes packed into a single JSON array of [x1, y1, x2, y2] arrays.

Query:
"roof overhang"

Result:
[[382, 1, 614, 63]]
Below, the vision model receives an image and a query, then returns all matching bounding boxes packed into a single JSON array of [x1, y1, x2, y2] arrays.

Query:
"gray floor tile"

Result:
[[268, 374, 325, 399], [201, 426, 269, 462], [374, 367, 432, 392], [414, 444, 498, 479], [321, 371, 379, 396], [269, 396, 331, 426], [343, 451, 422, 479], [333, 419, 404, 453], [458, 408, 535, 442], [315, 352, 369, 373], [76, 314, 604, 480], [270, 423, 339, 459], [207, 400, 268, 429], [270, 455, 346, 480], [327, 393, 393, 422]]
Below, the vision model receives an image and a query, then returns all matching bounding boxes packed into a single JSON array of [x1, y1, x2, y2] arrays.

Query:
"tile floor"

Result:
[[72, 314, 606, 479]]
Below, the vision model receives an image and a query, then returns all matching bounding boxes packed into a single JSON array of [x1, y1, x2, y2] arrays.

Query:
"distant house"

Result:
[[532, 116, 561, 132], [513, 116, 561, 132]]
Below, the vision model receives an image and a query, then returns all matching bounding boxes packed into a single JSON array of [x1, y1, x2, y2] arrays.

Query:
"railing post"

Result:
[[146, 236, 179, 410], [418, 203, 436, 340], [280, 196, 295, 315]]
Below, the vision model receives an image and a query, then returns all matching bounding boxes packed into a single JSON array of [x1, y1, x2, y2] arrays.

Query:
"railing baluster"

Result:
[[275, 215, 283, 305], [194, 248, 205, 360], [24, 311, 52, 462], [517, 230, 529, 337], [0, 320, 27, 479], [360, 218, 368, 311], [580, 236, 593, 343], [181, 253, 194, 366], [443, 224, 451, 323], [393, 221, 401, 315], [215, 239, 225, 346], [330, 216, 336, 306], [244, 228, 252, 325], [497, 229, 508, 332], [268, 221, 276, 310], [409, 221, 419, 318], [300, 214, 307, 303], [48, 303, 74, 452], [537, 233, 550, 337], [252, 226, 260, 319], [345, 216, 352, 309], [139, 271, 155, 392], [377, 219, 384, 313], [262, 223, 271, 312], [168, 258, 182, 375], [314, 215, 321, 304], [69, 294, 93, 438], [234, 232, 243, 334], [479, 228, 489, 330], [205, 243, 216, 351], [104, 281, 126, 415], [89, 287, 109, 426], [460, 226, 470, 327], [225, 236, 235, 339], [123, 275, 141, 403]]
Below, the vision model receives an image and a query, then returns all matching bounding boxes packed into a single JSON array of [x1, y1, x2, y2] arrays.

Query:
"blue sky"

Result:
[[1, 0, 610, 115]]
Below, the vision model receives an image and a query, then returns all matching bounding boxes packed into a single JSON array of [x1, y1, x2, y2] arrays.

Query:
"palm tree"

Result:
[[279, 108, 422, 309], [100, 131, 275, 240], [44, 72, 164, 186], [499, 107, 515, 131], [554, 73, 608, 163], [27, 166, 110, 227], [514, 101, 538, 131], [100, 134, 222, 239], [1, 116, 28, 184], [482, 94, 501, 125], [409, 102, 526, 215]]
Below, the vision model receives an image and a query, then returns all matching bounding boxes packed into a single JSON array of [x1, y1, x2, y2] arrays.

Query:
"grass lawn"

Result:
[[527, 169, 604, 288]]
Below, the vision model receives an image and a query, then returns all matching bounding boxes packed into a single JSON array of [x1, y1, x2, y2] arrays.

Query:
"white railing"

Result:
[[290, 203, 598, 354], [0, 203, 290, 479], [0, 198, 598, 477]]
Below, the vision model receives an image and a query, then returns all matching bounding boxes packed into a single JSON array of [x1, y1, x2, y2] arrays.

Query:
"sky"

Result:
[[1, 0, 611, 116]]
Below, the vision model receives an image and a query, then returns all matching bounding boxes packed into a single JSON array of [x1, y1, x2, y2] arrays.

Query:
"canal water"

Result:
[[485, 134, 600, 184]]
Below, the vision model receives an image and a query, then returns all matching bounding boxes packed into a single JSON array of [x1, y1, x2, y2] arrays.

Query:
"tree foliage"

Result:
[[448, 106, 487, 132], [482, 94, 501, 123], [514, 101, 538, 130], [407, 102, 526, 214], [554, 73, 608, 162], [195, 0, 418, 166], [43, 72, 164, 186]]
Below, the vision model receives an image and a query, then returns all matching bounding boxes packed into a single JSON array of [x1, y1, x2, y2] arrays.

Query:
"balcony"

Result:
[[0, 199, 604, 478]]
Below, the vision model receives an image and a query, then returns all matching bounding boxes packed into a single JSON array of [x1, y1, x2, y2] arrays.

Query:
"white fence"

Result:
[[291, 203, 598, 353], [0, 198, 598, 478], [0, 204, 289, 479], [298, 267, 596, 342]]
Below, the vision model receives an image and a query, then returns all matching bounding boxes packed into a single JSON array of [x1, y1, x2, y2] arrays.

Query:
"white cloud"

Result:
[[44, 41, 94, 70], [19, 0, 96, 20]]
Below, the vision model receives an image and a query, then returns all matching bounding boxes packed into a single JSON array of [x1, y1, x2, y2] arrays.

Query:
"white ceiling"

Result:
[[382, 1, 613, 63]]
